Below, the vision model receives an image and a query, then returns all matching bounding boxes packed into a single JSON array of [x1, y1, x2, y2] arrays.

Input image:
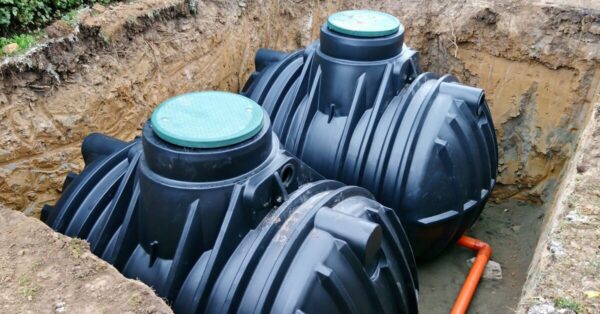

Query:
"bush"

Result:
[[0, 0, 110, 36]]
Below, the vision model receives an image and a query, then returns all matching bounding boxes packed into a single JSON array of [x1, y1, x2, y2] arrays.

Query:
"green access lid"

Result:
[[150, 91, 264, 148], [327, 10, 400, 38]]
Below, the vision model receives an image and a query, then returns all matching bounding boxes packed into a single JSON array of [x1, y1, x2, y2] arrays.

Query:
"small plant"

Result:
[[61, 8, 79, 26], [0, 33, 40, 56], [18, 277, 39, 299], [554, 297, 582, 313], [70, 240, 83, 258], [567, 194, 580, 208]]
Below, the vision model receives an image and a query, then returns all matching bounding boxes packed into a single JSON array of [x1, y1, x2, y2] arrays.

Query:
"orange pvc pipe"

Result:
[[450, 235, 493, 314]]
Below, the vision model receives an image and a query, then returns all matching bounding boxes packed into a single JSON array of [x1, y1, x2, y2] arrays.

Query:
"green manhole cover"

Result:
[[327, 10, 401, 38], [151, 91, 264, 148]]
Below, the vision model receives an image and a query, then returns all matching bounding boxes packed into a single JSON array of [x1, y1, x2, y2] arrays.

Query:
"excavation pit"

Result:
[[0, 0, 598, 312]]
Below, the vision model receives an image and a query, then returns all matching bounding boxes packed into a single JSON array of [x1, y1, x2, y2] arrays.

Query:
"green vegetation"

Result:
[[0, 0, 112, 37], [0, 0, 125, 57], [554, 297, 583, 313], [0, 32, 40, 56], [70, 239, 84, 258], [18, 277, 39, 299], [61, 8, 79, 26]]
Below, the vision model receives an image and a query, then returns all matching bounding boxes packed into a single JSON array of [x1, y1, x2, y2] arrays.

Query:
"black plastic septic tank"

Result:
[[43, 92, 419, 313], [202, 180, 419, 314], [242, 10, 499, 259]]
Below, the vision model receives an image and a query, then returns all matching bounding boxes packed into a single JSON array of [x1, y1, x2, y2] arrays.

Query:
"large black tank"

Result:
[[242, 10, 498, 259], [43, 92, 418, 313]]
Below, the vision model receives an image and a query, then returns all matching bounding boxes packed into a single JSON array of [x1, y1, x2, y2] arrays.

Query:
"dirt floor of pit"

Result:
[[0, 207, 173, 313], [419, 199, 546, 314]]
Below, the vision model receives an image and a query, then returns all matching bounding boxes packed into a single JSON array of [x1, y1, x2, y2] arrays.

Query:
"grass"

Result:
[[554, 297, 583, 313], [0, 33, 41, 57], [18, 277, 39, 299], [62, 9, 81, 27], [567, 194, 580, 209]]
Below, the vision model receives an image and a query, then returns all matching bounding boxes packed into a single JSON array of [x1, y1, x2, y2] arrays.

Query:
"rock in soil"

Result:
[[467, 257, 503, 280], [2, 43, 19, 54]]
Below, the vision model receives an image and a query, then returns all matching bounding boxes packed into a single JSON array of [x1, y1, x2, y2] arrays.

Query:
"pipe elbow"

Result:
[[458, 235, 492, 255]]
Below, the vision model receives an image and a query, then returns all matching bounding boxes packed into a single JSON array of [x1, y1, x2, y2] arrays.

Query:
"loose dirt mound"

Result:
[[0, 207, 172, 313]]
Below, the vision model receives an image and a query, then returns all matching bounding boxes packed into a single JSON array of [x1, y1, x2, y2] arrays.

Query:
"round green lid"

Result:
[[327, 10, 400, 38], [150, 91, 264, 148]]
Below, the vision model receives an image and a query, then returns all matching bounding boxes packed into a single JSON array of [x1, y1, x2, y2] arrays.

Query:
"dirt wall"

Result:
[[518, 99, 600, 314], [0, 0, 599, 216]]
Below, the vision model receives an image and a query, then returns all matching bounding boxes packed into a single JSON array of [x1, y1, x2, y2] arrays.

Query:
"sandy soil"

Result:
[[0, 207, 173, 313], [518, 106, 600, 313]]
